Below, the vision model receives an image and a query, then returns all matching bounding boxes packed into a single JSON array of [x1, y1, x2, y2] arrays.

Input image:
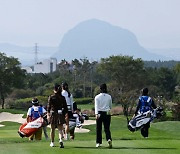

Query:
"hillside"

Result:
[[55, 19, 168, 61]]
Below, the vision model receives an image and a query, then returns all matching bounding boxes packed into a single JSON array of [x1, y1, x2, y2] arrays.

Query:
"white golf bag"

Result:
[[128, 107, 163, 132]]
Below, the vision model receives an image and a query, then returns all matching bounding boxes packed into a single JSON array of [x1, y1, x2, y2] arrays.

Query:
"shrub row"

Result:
[[74, 97, 93, 104], [7, 97, 93, 110], [7, 96, 49, 110]]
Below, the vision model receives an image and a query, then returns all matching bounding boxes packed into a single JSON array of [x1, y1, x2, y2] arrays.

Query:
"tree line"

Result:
[[0, 52, 180, 119]]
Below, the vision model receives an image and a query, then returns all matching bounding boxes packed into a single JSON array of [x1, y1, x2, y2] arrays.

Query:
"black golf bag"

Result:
[[128, 107, 163, 132]]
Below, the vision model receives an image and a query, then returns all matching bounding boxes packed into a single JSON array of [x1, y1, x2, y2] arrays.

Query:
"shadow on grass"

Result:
[[113, 138, 180, 140], [74, 146, 176, 150]]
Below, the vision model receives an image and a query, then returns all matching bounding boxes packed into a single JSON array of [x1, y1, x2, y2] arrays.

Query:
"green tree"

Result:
[[80, 58, 92, 97], [71, 58, 98, 98], [152, 67, 176, 99], [98, 55, 145, 116], [174, 63, 180, 85], [0, 53, 25, 109], [25, 73, 51, 91]]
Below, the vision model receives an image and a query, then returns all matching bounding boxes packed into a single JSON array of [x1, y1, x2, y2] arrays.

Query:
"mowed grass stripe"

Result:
[[0, 139, 179, 154], [0, 113, 180, 154]]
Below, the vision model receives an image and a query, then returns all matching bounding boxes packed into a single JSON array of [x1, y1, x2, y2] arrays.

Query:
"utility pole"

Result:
[[34, 43, 38, 64]]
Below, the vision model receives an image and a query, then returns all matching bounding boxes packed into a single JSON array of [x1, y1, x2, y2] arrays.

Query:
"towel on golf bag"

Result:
[[128, 107, 163, 132], [18, 117, 44, 138]]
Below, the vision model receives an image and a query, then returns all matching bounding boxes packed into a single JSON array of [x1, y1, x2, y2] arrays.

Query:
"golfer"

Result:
[[94, 83, 112, 148], [133, 88, 157, 138], [47, 84, 69, 148], [61, 82, 74, 140]]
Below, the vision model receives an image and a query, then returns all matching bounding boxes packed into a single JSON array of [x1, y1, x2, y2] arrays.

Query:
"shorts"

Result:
[[50, 113, 66, 125]]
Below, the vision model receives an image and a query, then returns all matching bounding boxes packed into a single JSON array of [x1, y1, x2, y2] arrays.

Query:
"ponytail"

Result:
[[67, 89, 71, 97]]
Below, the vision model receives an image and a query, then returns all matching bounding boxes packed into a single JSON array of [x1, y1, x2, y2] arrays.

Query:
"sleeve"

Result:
[[95, 96, 98, 115], [42, 107, 47, 114], [27, 108, 32, 116]]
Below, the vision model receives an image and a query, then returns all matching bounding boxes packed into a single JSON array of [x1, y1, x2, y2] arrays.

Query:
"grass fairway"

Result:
[[0, 113, 180, 154]]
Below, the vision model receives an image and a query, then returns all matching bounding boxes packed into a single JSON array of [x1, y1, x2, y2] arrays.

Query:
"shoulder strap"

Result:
[[147, 96, 151, 102], [39, 106, 43, 112], [146, 97, 152, 106], [38, 106, 43, 116], [30, 107, 34, 115]]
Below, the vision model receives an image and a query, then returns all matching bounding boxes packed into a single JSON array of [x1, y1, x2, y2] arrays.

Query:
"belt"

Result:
[[98, 111, 111, 115]]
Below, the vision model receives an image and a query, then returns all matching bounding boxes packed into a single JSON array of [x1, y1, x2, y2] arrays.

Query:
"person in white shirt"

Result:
[[61, 82, 74, 140], [95, 83, 112, 148]]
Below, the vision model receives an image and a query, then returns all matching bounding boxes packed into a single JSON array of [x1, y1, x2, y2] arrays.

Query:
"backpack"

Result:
[[139, 96, 152, 113], [30, 106, 43, 120]]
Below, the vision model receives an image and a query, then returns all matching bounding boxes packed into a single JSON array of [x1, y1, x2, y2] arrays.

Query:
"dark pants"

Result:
[[96, 112, 112, 144], [141, 122, 150, 137]]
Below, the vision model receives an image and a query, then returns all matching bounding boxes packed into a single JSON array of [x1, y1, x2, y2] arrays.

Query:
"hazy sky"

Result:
[[0, 0, 180, 48]]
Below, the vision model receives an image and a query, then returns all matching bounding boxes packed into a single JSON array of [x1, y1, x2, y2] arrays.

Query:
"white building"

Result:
[[21, 66, 33, 73], [34, 58, 57, 74], [22, 58, 57, 74]]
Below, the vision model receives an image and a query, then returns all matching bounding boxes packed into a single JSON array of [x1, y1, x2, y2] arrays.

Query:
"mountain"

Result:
[[147, 48, 180, 61], [1, 19, 178, 66], [0, 43, 58, 65], [55, 19, 169, 61]]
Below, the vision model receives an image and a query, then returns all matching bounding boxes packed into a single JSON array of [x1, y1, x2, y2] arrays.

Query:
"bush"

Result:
[[8, 98, 32, 110], [172, 103, 180, 120], [7, 96, 49, 110], [74, 97, 93, 104], [82, 109, 95, 117], [9, 89, 36, 99], [73, 89, 83, 98], [111, 106, 124, 115]]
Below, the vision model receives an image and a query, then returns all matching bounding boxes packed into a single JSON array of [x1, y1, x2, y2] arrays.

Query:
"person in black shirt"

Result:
[[47, 84, 69, 148]]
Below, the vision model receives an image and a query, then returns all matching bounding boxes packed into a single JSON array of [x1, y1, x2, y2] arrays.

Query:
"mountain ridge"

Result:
[[0, 19, 179, 65], [55, 19, 169, 61]]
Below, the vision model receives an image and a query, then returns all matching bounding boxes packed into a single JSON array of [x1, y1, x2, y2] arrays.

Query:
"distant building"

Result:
[[22, 58, 57, 74], [21, 66, 33, 73], [34, 58, 57, 74]]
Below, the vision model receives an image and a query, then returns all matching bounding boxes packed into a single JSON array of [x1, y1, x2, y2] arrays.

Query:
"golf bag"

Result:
[[18, 117, 44, 138], [69, 113, 89, 130], [128, 107, 163, 132], [69, 113, 89, 139], [82, 113, 89, 120]]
